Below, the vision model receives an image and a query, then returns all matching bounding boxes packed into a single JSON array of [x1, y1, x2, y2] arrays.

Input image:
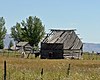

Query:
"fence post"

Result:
[[67, 64, 70, 76], [4, 61, 6, 80], [41, 68, 43, 80], [41, 68, 43, 76]]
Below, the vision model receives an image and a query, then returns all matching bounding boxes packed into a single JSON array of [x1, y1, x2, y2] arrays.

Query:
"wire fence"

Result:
[[0, 51, 100, 80], [0, 60, 71, 80]]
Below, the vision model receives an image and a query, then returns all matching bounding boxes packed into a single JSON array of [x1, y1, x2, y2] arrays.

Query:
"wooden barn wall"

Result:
[[41, 43, 63, 50], [41, 50, 63, 59], [41, 43, 63, 59], [63, 49, 82, 58], [41, 30, 83, 59]]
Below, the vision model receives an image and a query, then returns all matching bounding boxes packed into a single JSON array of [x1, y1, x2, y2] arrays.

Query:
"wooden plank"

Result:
[[72, 37, 80, 49], [47, 31, 63, 43], [65, 31, 77, 49], [64, 31, 75, 49]]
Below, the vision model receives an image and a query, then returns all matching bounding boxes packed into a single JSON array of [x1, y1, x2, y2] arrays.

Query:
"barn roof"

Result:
[[16, 42, 28, 47], [42, 29, 83, 50]]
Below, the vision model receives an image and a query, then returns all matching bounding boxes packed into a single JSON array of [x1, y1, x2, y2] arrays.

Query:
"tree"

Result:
[[11, 16, 45, 49], [8, 40, 13, 50], [21, 16, 45, 48], [0, 17, 7, 49], [11, 22, 23, 42]]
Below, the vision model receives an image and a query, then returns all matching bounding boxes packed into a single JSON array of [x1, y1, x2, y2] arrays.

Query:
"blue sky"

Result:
[[0, 0, 100, 43]]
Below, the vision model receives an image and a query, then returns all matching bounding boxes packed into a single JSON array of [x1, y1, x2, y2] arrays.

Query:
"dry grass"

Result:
[[0, 54, 100, 80]]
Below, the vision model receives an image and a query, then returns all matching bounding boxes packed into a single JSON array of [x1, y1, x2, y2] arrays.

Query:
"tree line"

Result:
[[0, 16, 45, 50]]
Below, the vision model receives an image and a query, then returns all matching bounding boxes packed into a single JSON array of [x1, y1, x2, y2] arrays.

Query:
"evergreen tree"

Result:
[[0, 17, 7, 49]]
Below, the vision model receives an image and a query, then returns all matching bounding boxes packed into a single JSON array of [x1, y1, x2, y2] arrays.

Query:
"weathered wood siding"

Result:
[[41, 43, 63, 59], [41, 29, 83, 59]]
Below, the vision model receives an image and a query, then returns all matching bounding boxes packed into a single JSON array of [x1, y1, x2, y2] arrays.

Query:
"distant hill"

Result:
[[83, 43, 100, 53], [3, 34, 100, 52]]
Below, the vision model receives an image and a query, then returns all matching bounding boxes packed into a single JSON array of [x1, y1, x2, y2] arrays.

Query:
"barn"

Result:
[[40, 29, 83, 59], [16, 42, 33, 54]]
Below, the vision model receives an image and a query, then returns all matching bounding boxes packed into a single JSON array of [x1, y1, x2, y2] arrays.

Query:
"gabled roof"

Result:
[[16, 42, 28, 47], [42, 29, 83, 50]]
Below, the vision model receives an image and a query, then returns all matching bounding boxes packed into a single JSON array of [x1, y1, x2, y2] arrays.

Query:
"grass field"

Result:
[[0, 53, 100, 80]]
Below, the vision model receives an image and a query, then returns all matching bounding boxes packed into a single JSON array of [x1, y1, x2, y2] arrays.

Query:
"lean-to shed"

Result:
[[40, 29, 83, 59], [16, 42, 33, 54]]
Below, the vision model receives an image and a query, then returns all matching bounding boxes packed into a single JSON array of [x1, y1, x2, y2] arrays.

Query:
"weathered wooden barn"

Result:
[[40, 29, 83, 59], [16, 42, 33, 54]]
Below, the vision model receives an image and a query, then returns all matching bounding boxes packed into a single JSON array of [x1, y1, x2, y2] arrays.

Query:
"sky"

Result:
[[0, 0, 100, 43]]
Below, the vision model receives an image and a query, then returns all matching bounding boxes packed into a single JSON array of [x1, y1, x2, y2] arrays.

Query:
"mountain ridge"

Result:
[[83, 43, 100, 53]]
